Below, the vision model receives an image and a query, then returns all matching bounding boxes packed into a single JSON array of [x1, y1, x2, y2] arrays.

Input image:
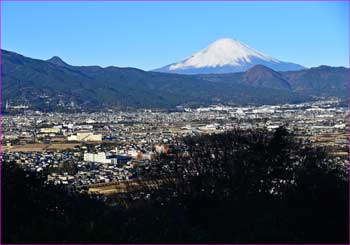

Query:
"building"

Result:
[[40, 128, 61, 134], [84, 152, 111, 163], [68, 132, 102, 142]]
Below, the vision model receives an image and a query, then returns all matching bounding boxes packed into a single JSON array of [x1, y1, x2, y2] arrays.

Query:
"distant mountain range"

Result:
[[153, 38, 305, 74], [2, 49, 348, 111]]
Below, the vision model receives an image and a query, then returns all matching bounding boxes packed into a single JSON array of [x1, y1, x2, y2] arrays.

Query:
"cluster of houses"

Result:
[[2, 98, 348, 190]]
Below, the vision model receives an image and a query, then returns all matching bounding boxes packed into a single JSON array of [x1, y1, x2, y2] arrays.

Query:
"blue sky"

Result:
[[2, 1, 349, 70]]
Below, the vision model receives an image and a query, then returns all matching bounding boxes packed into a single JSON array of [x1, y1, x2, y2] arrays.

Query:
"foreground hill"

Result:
[[2, 49, 348, 111], [2, 128, 348, 243]]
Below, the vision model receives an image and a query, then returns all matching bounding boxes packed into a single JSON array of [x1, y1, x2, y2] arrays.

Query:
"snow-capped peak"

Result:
[[153, 38, 304, 74], [169, 38, 279, 70]]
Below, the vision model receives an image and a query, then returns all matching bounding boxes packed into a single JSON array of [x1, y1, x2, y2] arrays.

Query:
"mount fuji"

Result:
[[153, 38, 305, 74]]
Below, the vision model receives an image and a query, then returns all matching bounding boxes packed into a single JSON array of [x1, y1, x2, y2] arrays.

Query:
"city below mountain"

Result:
[[2, 49, 348, 111], [153, 38, 305, 74]]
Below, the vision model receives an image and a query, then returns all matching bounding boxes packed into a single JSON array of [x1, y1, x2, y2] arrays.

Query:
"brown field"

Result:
[[88, 179, 170, 195], [2, 143, 81, 152], [311, 133, 349, 139], [332, 152, 349, 156]]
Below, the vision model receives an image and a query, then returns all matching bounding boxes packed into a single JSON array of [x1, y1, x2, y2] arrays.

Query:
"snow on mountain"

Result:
[[169, 38, 278, 69], [153, 38, 305, 74]]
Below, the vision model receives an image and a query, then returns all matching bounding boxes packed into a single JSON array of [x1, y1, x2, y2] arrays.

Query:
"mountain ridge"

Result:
[[2, 49, 348, 111], [47, 56, 70, 67]]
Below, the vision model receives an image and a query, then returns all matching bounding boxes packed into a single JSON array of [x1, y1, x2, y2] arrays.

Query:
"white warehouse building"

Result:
[[68, 132, 102, 142], [84, 152, 111, 164]]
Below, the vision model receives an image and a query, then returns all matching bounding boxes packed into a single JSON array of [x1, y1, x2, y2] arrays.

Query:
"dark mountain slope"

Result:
[[47, 56, 70, 67], [2, 49, 309, 110], [282, 65, 349, 97], [198, 65, 349, 97], [2, 49, 348, 111], [242, 65, 291, 90]]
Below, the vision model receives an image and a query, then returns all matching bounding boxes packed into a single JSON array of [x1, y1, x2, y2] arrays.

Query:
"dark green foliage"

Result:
[[1, 163, 194, 243], [2, 129, 348, 243], [143, 128, 349, 243]]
